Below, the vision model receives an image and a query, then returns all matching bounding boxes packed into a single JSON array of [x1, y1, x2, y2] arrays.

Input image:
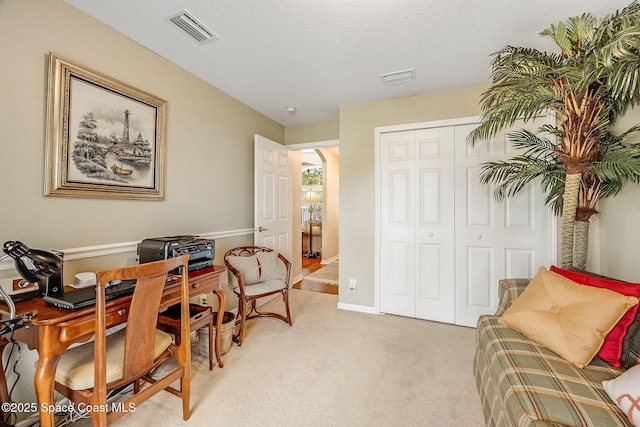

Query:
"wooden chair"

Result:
[[224, 246, 292, 345], [53, 255, 191, 426]]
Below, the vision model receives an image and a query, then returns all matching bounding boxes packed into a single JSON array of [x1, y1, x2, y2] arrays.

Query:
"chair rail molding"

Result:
[[0, 228, 254, 271]]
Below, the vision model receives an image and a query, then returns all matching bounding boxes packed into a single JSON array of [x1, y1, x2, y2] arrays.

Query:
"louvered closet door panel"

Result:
[[414, 127, 455, 323], [454, 119, 551, 327], [380, 130, 417, 317]]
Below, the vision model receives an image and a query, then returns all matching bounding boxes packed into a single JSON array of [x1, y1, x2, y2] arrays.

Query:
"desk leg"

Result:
[[34, 331, 62, 427], [213, 290, 226, 368], [35, 355, 59, 427]]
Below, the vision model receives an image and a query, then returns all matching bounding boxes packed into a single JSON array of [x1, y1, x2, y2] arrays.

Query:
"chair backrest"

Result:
[[224, 246, 291, 288], [93, 255, 189, 392]]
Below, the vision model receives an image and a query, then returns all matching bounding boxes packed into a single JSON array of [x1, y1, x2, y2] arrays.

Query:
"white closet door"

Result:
[[378, 117, 554, 327], [379, 128, 456, 322], [454, 119, 552, 327], [414, 127, 455, 323], [380, 130, 417, 317]]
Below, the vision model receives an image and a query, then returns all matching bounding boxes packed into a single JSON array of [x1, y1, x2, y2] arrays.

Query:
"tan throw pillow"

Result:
[[499, 266, 639, 368], [226, 251, 281, 285]]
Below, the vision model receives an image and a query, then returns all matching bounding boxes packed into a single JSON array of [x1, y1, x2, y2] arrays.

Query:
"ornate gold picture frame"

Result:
[[45, 53, 166, 200]]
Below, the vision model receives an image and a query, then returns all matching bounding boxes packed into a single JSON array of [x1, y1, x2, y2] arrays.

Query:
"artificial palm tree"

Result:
[[479, 127, 640, 270], [468, 1, 640, 269]]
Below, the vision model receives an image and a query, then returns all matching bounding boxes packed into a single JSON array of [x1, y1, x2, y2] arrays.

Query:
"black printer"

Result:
[[137, 235, 215, 272]]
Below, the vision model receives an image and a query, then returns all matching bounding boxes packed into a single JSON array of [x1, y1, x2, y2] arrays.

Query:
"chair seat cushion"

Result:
[[55, 328, 173, 391], [234, 279, 287, 297]]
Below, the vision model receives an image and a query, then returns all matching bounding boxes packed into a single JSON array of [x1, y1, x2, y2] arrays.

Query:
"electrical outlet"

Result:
[[348, 279, 357, 293]]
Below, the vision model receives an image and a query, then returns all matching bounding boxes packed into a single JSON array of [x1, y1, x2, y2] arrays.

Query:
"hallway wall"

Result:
[[318, 147, 339, 262]]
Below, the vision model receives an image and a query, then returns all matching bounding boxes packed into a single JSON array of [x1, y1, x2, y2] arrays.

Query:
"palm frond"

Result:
[[616, 122, 640, 142], [467, 47, 565, 144], [479, 157, 561, 201], [507, 128, 559, 159], [598, 123, 640, 154], [599, 178, 624, 199], [538, 124, 562, 137], [591, 2, 640, 101], [607, 58, 640, 101], [542, 13, 600, 59], [591, 145, 640, 182], [540, 170, 566, 215], [594, 1, 640, 67]]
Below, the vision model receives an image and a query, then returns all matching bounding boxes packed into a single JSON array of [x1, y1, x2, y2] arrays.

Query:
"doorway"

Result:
[[301, 149, 323, 259], [288, 143, 339, 294]]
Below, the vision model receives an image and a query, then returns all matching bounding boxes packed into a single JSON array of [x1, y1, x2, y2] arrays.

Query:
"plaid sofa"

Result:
[[474, 278, 634, 427]]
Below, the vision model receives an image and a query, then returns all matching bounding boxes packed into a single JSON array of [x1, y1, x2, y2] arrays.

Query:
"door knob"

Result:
[[428, 232, 434, 237], [258, 226, 268, 232], [477, 234, 482, 239]]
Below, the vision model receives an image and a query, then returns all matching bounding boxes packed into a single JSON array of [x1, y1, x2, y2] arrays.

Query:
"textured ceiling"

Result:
[[65, 0, 634, 127]]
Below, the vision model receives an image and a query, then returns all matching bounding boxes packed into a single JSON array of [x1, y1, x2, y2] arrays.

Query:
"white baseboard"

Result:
[[320, 255, 339, 265], [337, 302, 379, 314]]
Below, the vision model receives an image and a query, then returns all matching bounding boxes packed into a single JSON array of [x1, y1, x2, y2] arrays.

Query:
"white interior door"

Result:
[[254, 135, 293, 259], [454, 119, 554, 327], [414, 127, 455, 323], [380, 130, 417, 317], [379, 128, 456, 322]]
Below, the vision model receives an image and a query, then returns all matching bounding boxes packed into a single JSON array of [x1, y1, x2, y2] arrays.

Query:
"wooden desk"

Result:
[[0, 265, 226, 427]]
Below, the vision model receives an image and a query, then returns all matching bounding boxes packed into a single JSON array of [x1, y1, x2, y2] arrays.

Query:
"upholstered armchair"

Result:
[[224, 246, 292, 345]]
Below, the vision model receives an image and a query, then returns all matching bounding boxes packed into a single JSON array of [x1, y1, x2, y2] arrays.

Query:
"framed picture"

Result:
[[45, 53, 166, 200]]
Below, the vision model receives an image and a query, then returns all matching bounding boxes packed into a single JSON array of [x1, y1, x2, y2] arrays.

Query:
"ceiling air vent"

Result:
[[166, 10, 220, 45], [380, 68, 416, 86]]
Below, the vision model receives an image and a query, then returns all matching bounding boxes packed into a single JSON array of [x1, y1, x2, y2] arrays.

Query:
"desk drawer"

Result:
[[58, 303, 130, 344], [160, 273, 220, 308], [189, 273, 220, 294]]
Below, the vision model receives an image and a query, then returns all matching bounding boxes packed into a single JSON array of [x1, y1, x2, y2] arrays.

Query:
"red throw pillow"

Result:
[[550, 266, 640, 367]]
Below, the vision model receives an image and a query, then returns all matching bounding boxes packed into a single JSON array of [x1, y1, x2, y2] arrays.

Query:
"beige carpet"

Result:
[[304, 261, 339, 284], [68, 289, 484, 426]]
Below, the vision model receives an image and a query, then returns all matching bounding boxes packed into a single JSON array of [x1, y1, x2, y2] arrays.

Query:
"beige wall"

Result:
[[597, 107, 640, 282], [290, 150, 303, 279], [318, 147, 339, 261], [338, 87, 488, 308], [285, 120, 339, 145], [0, 0, 282, 285]]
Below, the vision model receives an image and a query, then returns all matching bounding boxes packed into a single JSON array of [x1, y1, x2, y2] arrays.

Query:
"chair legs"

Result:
[[233, 289, 292, 346], [233, 298, 247, 346]]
